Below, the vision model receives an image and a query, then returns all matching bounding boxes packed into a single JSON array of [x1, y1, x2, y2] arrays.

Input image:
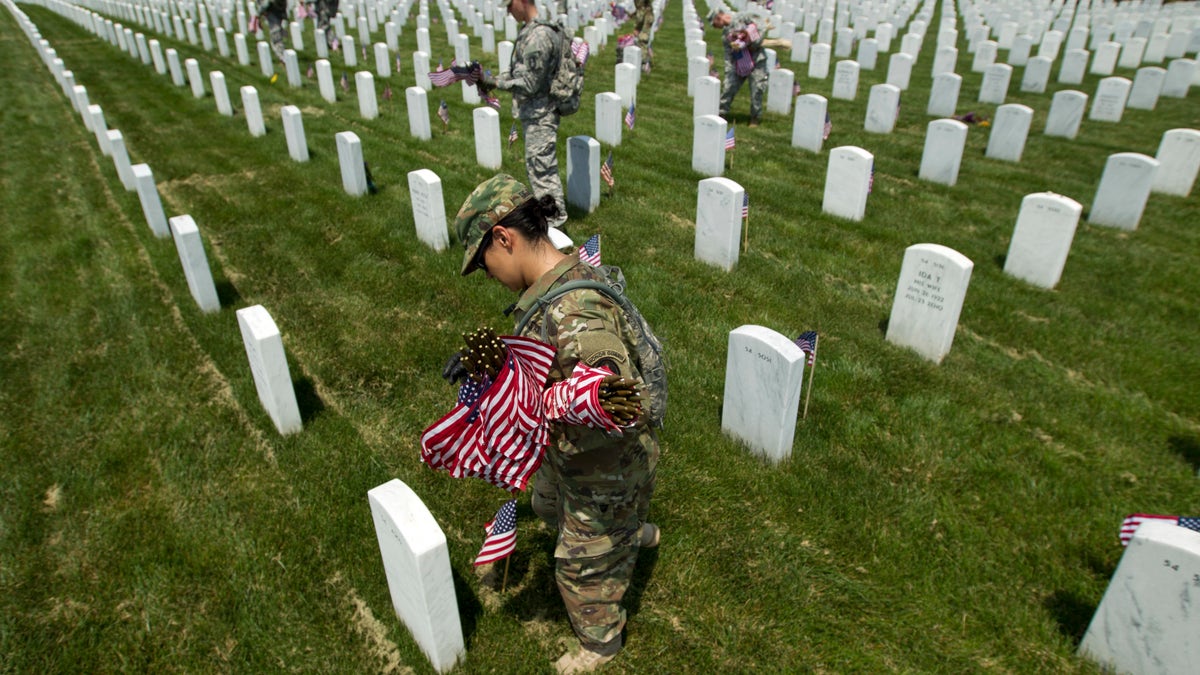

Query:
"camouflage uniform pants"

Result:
[[521, 115, 568, 228], [719, 57, 768, 121], [634, 0, 654, 55], [531, 453, 656, 651], [315, 0, 338, 47], [257, 0, 287, 61]]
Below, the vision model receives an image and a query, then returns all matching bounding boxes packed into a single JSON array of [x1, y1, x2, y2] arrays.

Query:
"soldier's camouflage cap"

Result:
[[455, 173, 534, 276]]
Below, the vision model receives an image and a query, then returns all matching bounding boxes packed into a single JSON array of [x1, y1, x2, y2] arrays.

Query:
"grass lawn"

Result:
[[2, 1, 1198, 672]]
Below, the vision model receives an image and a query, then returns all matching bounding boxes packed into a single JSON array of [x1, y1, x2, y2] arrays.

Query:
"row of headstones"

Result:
[[13, 0, 317, 437]]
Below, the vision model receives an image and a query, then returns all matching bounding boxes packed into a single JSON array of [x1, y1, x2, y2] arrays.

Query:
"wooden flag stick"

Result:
[[501, 556, 512, 593], [742, 213, 748, 253]]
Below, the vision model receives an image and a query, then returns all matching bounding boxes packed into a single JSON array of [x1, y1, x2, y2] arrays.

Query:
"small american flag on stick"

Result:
[[624, 103, 636, 130], [475, 499, 517, 565], [579, 234, 601, 266], [600, 151, 614, 188], [725, 127, 736, 150], [794, 331, 818, 366]]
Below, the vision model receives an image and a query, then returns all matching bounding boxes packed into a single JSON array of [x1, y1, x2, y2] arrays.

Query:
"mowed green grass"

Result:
[[2, 2, 1198, 672]]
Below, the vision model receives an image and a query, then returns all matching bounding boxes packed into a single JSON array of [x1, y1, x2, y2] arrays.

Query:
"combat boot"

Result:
[[554, 638, 621, 674]]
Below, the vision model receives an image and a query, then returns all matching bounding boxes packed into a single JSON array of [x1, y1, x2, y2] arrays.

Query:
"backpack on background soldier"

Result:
[[536, 20, 586, 116], [513, 265, 668, 428]]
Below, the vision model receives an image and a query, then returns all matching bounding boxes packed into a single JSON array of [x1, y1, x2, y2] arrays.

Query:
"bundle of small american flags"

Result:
[[420, 336, 555, 492]]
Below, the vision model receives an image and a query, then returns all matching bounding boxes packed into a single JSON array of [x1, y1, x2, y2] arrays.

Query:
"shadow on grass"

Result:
[[215, 279, 242, 308], [878, 317, 889, 335], [1044, 589, 1096, 646], [1168, 434, 1200, 473], [452, 566, 484, 648], [293, 376, 326, 424]]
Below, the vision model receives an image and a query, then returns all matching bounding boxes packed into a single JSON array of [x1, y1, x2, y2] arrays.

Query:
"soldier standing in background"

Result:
[[633, 0, 652, 66], [479, 0, 569, 229], [710, 8, 768, 126], [254, 0, 288, 62], [451, 174, 660, 674], [314, 0, 339, 50], [633, 0, 654, 68]]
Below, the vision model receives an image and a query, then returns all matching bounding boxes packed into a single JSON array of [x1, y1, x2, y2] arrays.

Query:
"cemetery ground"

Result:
[[2, 3, 1199, 673]]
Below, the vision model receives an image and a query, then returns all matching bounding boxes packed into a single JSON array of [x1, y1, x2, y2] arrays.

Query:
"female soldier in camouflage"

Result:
[[452, 174, 659, 674]]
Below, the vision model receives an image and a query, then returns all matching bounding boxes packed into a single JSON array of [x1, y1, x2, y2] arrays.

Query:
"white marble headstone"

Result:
[[887, 51, 914, 89], [566, 135, 600, 214], [1161, 59, 1196, 97], [822, 146, 874, 221], [694, 177, 743, 271], [1058, 48, 1089, 84], [808, 43, 831, 79], [366, 479, 464, 673], [919, 119, 968, 186], [472, 107, 502, 170], [768, 68, 797, 113], [168, 215, 221, 313], [1044, 90, 1087, 139], [408, 169, 449, 251], [927, 72, 961, 117], [857, 38, 878, 70], [236, 304, 301, 435], [595, 92, 622, 146], [865, 83, 901, 133], [1118, 36, 1147, 69], [978, 63, 1012, 104], [316, 59, 336, 103], [150, 39, 167, 74], [406, 86, 431, 140], [1021, 56, 1052, 93], [1079, 521, 1200, 675], [886, 243, 973, 364], [932, 45, 957, 77], [1151, 128, 1200, 197], [1089, 152, 1159, 230], [792, 94, 828, 153], [281, 105, 308, 162], [972, 40, 998, 72], [1003, 192, 1082, 289], [1091, 41, 1120, 75], [692, 114, 727, 177], [1090, 77, 1132, 122], [721, 325, 806, 462], [336, 131, 368, 196], [1009, 34, 1033, 66], [986, 104, 1033, 162], [211, 71, 233, 116], [283, 50, 302, 87], [241, 86, 266, 137], [132, 163, 169, 238], [256, 41, 274, 77], [356, 71, 378, 119], [1127, 66, 1166, 110], [694, 76, 721, 118], [106, 130, 136, 191], [830, 60, 859, 100], [167, 47, 186, 86], [615, 62, 638, 108]]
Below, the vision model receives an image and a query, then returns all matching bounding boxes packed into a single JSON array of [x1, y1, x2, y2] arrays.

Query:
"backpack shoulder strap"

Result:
[[513, 280, 619, 338]]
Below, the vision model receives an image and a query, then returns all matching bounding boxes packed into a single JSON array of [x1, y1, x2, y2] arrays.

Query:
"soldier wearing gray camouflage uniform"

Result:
[[711, 9, 768, 126], [454, 174, 659, 673], [313, 0, 339, 49], [480, 0, 568, 228], [256, 0, 288, 62]]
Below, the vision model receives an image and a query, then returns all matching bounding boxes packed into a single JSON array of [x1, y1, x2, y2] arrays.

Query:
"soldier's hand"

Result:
[[441, 351, 469, 385], [461, 328, 507, 383], [598, 375, 643, 425]]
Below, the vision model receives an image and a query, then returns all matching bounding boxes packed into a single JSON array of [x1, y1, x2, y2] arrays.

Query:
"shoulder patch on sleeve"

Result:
[[576, 330, 628, 371]]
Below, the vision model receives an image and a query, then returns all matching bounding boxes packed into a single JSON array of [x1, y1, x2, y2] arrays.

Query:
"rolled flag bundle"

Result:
[[542, 363, 623, 433], [420, 336, 555, 492], [617, 33, 636, 49], [571, 40, 590, 67]]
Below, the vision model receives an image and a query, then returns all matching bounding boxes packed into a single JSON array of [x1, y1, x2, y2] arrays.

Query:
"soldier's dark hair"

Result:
[[495, 194, 561, 243]]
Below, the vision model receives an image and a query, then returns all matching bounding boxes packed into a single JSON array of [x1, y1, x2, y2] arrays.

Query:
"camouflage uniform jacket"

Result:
[[496, 20, 560, 122], [722, 12, 767, 65], [513, 253, 659, 557]]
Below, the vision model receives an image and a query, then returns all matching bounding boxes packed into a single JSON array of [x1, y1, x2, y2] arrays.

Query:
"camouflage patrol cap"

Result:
[[455, 173, 534, 276]]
